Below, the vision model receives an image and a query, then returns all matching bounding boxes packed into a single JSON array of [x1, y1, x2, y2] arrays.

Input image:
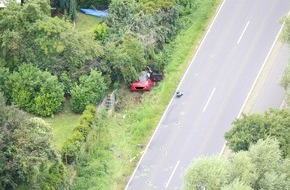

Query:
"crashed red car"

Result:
[[130, 71, 153, 91]]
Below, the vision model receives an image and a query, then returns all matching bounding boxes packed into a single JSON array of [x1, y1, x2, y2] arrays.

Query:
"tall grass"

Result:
[[72, 0, 220, 189]]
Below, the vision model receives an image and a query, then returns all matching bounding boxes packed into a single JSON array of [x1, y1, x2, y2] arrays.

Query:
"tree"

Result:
[[4, 64, 64, 116], [0, 94, 66, 189], [183, 157, 229, 190], [70, 70, 107, 113], [224, 109, 290, 158], [106, 0, 178, 50], [77, 0, 110, 10], [105, 35, 147, 84], [50, 0, 77, 21], [183, 138, 290, 190], [27, 16, 71, 71], [57, 30, 104, 79], [0, 0, 51, 70], [0, 67, 10, 100], [221, 180, 253, 190]]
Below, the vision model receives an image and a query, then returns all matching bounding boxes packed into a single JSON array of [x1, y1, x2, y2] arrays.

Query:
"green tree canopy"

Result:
[[183, 156, 229, 190], [224, 109, 290, 158], [0, 0, 51, 69], [70, 70, 107, 113], [0, 94, 65, 189], [4, 64, 64, 116], [183, 138, 290, 190], [105, 35, 146, 83]]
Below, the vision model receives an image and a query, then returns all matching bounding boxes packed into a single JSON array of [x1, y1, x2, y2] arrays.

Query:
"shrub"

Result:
[[94, 23, 108, 41], [62, 105, 98, 164], [5, 64, 64, 116], [62, 131, 85, 164], [70, 70, 107, 113]]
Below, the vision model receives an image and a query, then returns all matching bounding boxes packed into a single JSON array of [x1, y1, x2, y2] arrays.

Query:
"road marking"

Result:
[[203, 88, 216, 112], [165, 161, 180, 188], [237, 21, 250, 44], [124, 1, 227, 189]]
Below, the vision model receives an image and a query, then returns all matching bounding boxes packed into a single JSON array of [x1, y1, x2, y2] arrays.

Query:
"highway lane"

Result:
[[125, 0, 290, 189]]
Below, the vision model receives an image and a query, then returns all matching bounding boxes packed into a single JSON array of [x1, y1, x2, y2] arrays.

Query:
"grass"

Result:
[[43, 101, 81, 150], [74, 12, 103, 32]]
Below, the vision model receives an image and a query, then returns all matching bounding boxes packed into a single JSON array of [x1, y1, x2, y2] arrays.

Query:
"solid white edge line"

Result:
[[237, 21, 250, 44], [124, 1, 227, 189], [219, 9, 290, 158], [203, 88, 216, 112], [177, 0, 227, 90], [165, 160, 180, 188]]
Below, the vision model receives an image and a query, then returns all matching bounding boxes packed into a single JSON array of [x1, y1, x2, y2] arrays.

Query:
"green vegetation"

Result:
[[43, 101, 81, 150], [70, 70, 108, 113], [74, 12, 102, 32], [0, 0, 221, 189], [184, 138, 290, 190], [225, 109, 290, 158], [4, 64, 64, 117], [0, 94, 66, 189], [72, 0, 220, 189], [62, 105, 99, 164]]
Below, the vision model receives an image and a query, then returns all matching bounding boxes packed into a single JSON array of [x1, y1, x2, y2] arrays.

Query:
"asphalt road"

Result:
[[252, 43, 289, 113], [125, 0, 290, 189]]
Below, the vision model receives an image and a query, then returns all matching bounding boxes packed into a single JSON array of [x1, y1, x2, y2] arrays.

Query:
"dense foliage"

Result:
[[3, 64, 64, 116], [225, 109, 290, 158], [0, 0, 105, 114], [70, 115, 112, 190], [62, 105, 98, 163], [70, 70, 108, 113], [0, 94, 66, 189], [184, 138, 290, 190]]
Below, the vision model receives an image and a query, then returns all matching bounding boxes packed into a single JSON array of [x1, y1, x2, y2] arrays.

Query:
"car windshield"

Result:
[[139, 75, 148, 82]]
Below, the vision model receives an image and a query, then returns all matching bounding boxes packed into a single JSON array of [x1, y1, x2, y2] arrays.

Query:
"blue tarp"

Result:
[[80, 8, 108, 18]]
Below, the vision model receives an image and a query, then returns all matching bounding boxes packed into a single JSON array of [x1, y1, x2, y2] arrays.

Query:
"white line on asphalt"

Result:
[[203, 88, 216, 112], [219, 10, 290, 158], [237, 21, 250, 44], [124, 1, 227, 189], [165, 160, 180, 189]]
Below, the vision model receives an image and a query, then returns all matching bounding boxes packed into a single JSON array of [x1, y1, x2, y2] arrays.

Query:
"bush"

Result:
[[62, 105, 98, 164], [33, 72, 65, 116], [4, 64, 64, 116], [62, 131, 85, 164], [70, 70, 107, 113], [93, 23, 108, 41]]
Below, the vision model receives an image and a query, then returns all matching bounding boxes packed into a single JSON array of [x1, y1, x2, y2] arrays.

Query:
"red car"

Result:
[[130, 71, 153, 91]]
